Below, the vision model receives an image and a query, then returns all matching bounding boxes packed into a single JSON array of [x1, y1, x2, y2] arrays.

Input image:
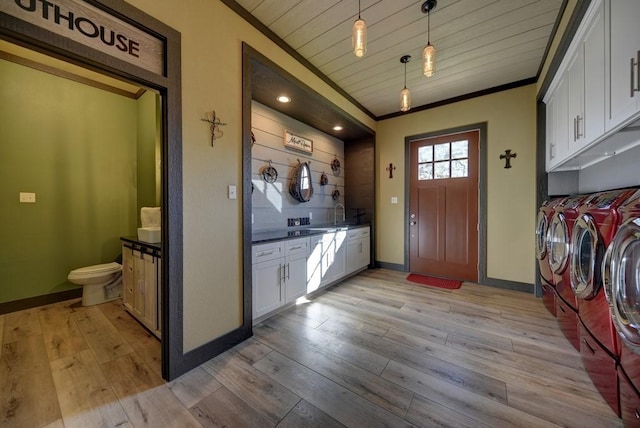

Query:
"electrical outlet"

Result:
[[20, 192, 36, 203], [309, 212, 313, 220], [391, 196, 398, 204]]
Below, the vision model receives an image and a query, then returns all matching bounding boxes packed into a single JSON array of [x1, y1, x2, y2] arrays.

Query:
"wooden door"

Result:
[[409, 130, 479, 281]]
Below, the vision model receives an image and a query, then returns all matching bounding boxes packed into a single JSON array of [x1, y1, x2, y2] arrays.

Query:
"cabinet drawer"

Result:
[[347, 227, 370, 241], [285, 237, 309, 257], [358, 227, 370, 239], [252, 242, 283, 264]]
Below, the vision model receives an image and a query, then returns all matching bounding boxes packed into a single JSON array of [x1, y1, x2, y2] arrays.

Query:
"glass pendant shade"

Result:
[[423, 43, 436, 77], [400, 87, 411, 112], [352, 18, 367, 57]]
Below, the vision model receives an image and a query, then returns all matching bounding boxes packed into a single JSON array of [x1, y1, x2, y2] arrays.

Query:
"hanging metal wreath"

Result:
[[331, 156, 341, 174], [261, 160, 278, 183], [320, 171, 329, 186], [332, 187, 340, 201]]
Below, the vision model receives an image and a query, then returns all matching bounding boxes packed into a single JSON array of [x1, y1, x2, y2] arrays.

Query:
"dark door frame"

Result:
[[407, 129, 480, 282], [405, 124, 486, 283], [0, 0, 191, 379]]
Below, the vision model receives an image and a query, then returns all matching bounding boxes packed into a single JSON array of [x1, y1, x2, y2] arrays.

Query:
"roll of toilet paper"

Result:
[[140, 207, 161, 227]]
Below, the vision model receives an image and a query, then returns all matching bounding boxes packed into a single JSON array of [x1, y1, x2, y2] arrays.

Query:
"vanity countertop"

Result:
[[120, 236, 161, 252], [252, 223, 370, 244]]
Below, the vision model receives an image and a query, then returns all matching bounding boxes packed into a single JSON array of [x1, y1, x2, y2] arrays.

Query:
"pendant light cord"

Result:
[[404, 60, 407, 89], [358, 0, 362, 19], [427, 9, 431, 44]]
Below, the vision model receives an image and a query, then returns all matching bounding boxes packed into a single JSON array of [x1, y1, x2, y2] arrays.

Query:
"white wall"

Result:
[[251, 101, 345, 230]]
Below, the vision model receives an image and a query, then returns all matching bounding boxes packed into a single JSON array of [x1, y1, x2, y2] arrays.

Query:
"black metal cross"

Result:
[[386, 163, 396, 178], [499, 150, 517, 169]]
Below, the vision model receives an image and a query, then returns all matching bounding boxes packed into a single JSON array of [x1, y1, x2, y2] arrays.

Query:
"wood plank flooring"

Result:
[[0, 269, 623, 427]]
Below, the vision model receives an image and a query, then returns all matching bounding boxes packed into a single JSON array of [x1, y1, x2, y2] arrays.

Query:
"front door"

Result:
[[409, 130, 479, 281]]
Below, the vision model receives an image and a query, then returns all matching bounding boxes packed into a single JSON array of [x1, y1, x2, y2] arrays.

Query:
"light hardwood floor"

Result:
[[0, 269, 623, 427]]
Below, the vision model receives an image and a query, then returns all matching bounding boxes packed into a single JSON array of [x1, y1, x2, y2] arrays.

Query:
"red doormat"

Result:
[[406, 274, 462, 290]]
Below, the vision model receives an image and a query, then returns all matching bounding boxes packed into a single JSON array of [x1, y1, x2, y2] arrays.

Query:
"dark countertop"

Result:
[[121, 236, 161, 252], [252, 223, 370, 244]]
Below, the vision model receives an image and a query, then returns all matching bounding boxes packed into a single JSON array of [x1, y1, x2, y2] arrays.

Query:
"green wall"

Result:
[[0, 59, 155, 303], [136, 90, 161, 219]]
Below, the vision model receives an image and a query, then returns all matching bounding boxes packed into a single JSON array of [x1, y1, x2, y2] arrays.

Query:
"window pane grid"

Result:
[[417, 140, 469, 181]]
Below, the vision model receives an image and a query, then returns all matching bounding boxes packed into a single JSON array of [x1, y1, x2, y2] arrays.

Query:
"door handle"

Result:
[[583, 338, 596, 355]]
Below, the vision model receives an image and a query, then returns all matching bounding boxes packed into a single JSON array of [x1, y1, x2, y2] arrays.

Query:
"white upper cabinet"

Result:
[[544, 0, 640, 172], [581, 1, 605, 144], [545, 0, 605, 171], [606, 0, 640, 130]]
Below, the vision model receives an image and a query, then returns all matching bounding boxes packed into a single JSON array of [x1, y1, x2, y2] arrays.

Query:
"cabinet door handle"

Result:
[[289, 245, 302, 251], [573, 117, 577, 141], [632, 56, 636, 97], [637, 50, 640, 96], [576, 116, 583, 139], [259, 250, 274, 257]]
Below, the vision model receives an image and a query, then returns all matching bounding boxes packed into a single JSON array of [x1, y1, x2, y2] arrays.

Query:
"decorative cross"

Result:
[[386, 163, 396, 178], [201, 110, 227, 147], [499, 149, 517, 169]]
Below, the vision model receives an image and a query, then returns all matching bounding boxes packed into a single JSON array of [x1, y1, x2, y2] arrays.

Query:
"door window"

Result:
[[570, 214, 599, 298], [549, 213, 569, 274], [535, 211, 548, 260], [418, 140, 468, 180], [610, 219, 640, 350]]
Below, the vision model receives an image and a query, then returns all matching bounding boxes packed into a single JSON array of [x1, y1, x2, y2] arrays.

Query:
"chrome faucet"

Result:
[[334, 203, 345, 225]]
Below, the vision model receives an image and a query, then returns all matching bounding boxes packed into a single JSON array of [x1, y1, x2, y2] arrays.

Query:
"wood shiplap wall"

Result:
[[251, 101, 345, 231]]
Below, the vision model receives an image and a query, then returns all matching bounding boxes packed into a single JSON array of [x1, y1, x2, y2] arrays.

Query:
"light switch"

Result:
[[391, 196, 398, 204], [20, 192, 36, 203], [228, 185, 237, 200]]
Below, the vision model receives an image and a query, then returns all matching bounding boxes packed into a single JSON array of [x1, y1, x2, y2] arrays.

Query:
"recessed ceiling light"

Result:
[[333, 125, 343, 131], [277, 95, 291, 103]]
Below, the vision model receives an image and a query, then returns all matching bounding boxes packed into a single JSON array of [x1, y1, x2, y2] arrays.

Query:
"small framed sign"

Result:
[[284, 130, 313, 154]]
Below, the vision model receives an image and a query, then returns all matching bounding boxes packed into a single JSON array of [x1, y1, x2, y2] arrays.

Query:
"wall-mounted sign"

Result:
[[0, 0, 164, 75], [284, 130, 313, 154]]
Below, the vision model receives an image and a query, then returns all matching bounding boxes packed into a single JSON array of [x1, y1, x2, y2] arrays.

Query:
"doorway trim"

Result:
[[404, 123, 489, 285], [0, 0, 185, 380], [404, 122, 531, 292]]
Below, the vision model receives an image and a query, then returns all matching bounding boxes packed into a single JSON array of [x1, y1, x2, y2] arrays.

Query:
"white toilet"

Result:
[[67, 262, 123, 306]]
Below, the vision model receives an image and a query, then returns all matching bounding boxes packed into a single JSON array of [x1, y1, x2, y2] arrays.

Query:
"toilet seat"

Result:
[[68, 262, 121, 281]]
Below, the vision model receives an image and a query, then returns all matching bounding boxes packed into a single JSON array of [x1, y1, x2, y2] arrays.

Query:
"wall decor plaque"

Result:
[[284, 130, 313, 154]]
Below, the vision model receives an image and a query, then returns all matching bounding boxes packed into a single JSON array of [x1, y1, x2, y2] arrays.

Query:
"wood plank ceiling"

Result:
[[233, 0, 565, 118]]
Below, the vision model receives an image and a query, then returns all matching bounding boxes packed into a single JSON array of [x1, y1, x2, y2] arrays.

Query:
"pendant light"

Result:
[[422, 0, 437, 77], [400, 55, 411, 112], [352, 0, 367, 57]]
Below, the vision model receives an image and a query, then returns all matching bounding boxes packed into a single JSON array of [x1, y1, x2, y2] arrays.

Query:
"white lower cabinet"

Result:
[[252, 227, 371, 322], [346, 226, 371, 274], [252, 238, 309, 320], [252, 256, 283, 319], [122, 242, 161, 338]]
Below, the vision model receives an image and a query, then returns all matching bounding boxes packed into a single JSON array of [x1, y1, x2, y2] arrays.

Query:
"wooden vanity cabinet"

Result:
[[121, 242, 161, 338]]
